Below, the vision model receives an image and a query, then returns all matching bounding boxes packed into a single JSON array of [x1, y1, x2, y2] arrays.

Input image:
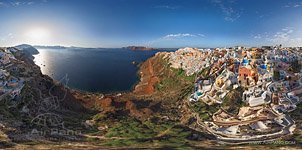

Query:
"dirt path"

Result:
[[84, 134, 127, 140], [156, 128, 171, 137], [145, 59, 159, 94], [148, 59, 154, 76]]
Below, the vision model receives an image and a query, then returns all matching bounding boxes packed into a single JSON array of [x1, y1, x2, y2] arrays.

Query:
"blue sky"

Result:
[[1, 0, 302, 48]]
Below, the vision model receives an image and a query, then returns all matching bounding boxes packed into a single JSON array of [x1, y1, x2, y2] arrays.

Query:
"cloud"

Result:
[[253, 34, 262, 39], [197, 34, 205, 37], [0, 0, 46, 7], [11, 1, 35, 7], [222, 7, 241, 22], [268, 27, 302, 47], [27, 1, 35, 5], [162, 33, 205, 39], [0, 1, 8, 7], [253, 27, 302, 47], [143, 33, 205, 47], [212, 0, 242, 22], [284, 2, 302, 8], [154, 5, 180, 10], [270, 27, 293, 42]]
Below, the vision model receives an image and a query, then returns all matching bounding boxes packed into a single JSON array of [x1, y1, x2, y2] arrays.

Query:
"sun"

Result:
[[25, 27, 51, 44]]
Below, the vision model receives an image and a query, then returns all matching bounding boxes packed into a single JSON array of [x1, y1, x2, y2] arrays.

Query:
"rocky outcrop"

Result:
[[133, 52, 171, 95], [15, 44, 39, 55], [133, 51, 195, 97]]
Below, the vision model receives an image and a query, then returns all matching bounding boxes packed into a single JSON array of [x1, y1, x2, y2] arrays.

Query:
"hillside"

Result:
[[0, 46, 203, 149], [0, 46, 213, 149], [0, 47, 93, 148], [1, 46, 301, 149], [15, 44, 39, 55]]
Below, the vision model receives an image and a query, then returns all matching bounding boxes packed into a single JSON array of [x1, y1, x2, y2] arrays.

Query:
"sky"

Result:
[[1, 0, 302, 48]]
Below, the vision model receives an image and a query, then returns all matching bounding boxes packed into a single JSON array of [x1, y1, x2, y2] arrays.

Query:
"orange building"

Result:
[[238, 66, 258, 86]]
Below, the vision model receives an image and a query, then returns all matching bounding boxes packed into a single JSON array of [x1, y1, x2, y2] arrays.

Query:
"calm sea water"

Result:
[[34, 48, 174, 93]]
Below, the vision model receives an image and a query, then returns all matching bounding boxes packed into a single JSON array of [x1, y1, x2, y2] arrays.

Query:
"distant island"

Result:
[[34, 45, 68, 49], [15, 44, 40, 59], [123, 46, 157, 51], [15, 44, 39, 55], [32, 45, 172, 51]]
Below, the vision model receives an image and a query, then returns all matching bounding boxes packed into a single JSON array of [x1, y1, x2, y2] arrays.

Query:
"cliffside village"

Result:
[[164, 46, 302, 143], [0, 47, 26, 101], [1, 45, 302, 143]]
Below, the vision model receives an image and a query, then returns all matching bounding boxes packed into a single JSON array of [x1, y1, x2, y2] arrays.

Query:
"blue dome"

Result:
[[242, 59, 249, 64], [260, 64, 267, 69]]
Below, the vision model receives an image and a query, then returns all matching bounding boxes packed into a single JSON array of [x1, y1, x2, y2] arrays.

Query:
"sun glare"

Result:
[[25, 28, 51, 44]]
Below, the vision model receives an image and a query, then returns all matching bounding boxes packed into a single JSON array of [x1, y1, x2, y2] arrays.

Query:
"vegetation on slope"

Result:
[[221, 87, 245, 115], [87, 117, 213, 149]]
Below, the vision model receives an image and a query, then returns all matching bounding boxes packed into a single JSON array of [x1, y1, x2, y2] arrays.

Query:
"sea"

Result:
[[33, 48, 175, 93]]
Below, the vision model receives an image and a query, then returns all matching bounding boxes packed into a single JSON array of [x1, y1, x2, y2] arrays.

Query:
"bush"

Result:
[[273, 70, 280, 81]]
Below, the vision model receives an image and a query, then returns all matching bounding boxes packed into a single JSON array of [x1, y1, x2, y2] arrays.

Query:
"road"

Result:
[[185, 93, 297, 144]]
